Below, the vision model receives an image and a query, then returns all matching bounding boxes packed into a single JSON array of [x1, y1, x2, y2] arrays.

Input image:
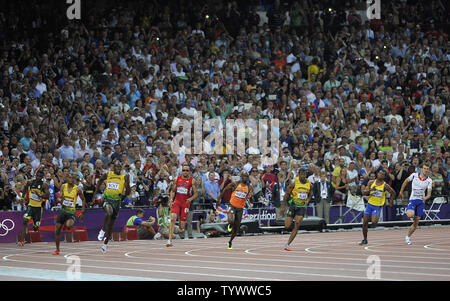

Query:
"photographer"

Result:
[[154, 193, 180, 240], [135, 171, 152, 207]]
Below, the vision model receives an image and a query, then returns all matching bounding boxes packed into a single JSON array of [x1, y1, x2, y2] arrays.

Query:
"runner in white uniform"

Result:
[[399, 163, 433, 245]]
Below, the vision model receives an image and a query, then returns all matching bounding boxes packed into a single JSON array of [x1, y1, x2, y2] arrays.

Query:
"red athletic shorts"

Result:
[[170, 200, 190, 222]]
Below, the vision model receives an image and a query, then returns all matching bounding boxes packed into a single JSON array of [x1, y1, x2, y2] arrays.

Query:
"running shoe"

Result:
[[98, 229, 105, 241], [284, 244, 291, 251], [101, 244, 107, 253], [154, 232, 161, 240], [227, 224, 232, 232], [359, 239, 368, 245], [405, 236, 412, 245], [52, 250, 60, 255], [17, 240, 24, 247], [166, 240, 173, 247], [227, 242, 232, 250]]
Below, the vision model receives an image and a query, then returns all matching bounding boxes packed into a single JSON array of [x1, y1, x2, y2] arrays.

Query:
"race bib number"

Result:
[[107, 182, 120, 191], [30, 193, 40, 201], [234, 190, 247, 199], [412, 189, 425, 198], [371, 190, 383, 197], [177, 186, 188, 195], [298, 192, 308, 200], [63, 199, 74, 208]]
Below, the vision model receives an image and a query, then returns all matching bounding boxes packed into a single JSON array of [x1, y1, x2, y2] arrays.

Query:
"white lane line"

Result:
[[0, 266, 167, 281], [424, 241, 450, 251], [303, 233, 446, 253], [7, 244, 450, 280], [2, 229, 450, 281]]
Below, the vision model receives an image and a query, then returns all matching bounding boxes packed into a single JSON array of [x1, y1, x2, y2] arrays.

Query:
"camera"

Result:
[[157, 194, 169, 206]]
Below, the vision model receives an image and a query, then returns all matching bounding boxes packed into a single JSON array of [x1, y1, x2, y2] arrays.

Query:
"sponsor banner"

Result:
[[385, 204, 450, 221], [0, 208, 157, 243], [193, 206, 278, 226], [246, 208, 277, 226]]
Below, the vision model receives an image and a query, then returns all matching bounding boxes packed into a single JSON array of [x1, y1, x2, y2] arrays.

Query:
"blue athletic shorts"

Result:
[[364, 203, 382, 217], [406, 199, 425, 218]]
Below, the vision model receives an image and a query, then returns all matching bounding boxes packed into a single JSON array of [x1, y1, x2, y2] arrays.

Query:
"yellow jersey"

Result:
[[28, 179, 45, 208], [61, 183, 79, 213], [291, 177, 311, 207], [104, 171, 126, 201], [368, 181, 386, 206]]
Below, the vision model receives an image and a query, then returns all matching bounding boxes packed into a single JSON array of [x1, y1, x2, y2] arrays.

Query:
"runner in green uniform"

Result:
[[18, 170, 49, 246], [94, 160, 130, 253], [53, 174, 86, 255]]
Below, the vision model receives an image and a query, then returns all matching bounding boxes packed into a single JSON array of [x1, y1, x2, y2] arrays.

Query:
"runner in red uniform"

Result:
[[166, 163, 198, 247]]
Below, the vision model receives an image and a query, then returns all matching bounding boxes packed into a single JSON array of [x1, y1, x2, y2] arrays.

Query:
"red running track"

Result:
[[1, 227, 450, 281]]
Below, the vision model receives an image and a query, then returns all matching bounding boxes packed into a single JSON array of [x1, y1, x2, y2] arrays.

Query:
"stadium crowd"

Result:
[[0, 0, 448, 221]]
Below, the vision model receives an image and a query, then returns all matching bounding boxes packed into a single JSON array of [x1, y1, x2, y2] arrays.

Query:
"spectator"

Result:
[[122, 185, 139, 208], [135, 171, 151, 206], [332, 168, 349, 205], [203, 172, 220, 205], [313, 170, 334, 224], [266, 0, 286, 32], [218, 169, 232, 205], [430, 163, 445, 196]]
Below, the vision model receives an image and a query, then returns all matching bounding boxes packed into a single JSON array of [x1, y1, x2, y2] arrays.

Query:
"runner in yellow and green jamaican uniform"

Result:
[[280, 168, 311, 251], [94, 160, 130, 253], [18, 169, 49, 246], [53, 173, 86, 255], [359, 170, 396, 245]]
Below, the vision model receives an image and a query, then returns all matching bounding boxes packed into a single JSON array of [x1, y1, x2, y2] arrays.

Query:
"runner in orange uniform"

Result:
[[217, 171, 253, 250]]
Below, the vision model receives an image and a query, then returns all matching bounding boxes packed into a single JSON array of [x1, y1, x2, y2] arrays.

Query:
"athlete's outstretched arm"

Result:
[[58, 183, 65, 206], [187, 183, 198, 204], [93, 173, 108, 197], [217, 182, 237, 208], [42, 182, 50, 200], [22, 180, 31, 198], [399, 177, 411, 199], [124, 174, 131, 197], [306, 183, 312, 207], [168, 181, 177, 208], [280, 182, 295, 215], [423, 185, 432, 203], [362, 180, 375, 195], [77, 186, 87, 221], [384, 183, 396, 207], [248, 185, 254, 203]]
